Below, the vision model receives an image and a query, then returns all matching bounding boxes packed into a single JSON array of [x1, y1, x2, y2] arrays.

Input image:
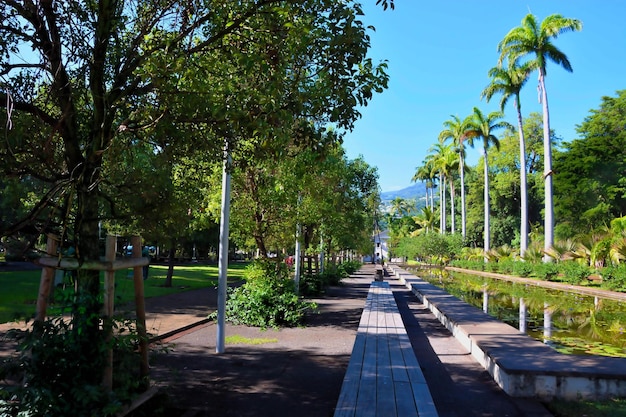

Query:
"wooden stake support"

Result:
[[33, 235, 151, 393]]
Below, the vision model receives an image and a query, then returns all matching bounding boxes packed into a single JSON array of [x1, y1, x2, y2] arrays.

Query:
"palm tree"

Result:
[[440, 144, 459, 234], [429, 140, 456, 234], [422, 152, 439, 227], [389, 197, 412, 219], [466, 107, 511, 257], [412, 206, 438, 235], [498, 13, 582, 261], [481, 62, 532, 257], [438, 115, 472, 238], [411, 163, 434, 210]]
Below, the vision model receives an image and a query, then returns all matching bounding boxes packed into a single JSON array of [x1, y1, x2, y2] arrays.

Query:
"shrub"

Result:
[[497, 260, 515, 275], [300, 273, 324, 296], [485, 261, 500, 273], [533, 262, 560, 281], [450, 259, 484, 271], [297, 261, 361, 296], [338, 260, 361, 276], [1, 314, 143, 417], [601, 265, 626, 291], [223, 259, 316, 327], [320, 264, 346, 286], [511, 261, 533, 277], [559, 261, 591, 285]]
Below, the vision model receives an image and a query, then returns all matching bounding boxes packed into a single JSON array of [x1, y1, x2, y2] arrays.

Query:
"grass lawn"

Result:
[[0, 262, 248, 324]]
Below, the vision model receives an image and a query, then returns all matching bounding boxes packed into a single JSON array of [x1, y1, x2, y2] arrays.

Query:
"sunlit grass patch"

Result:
[[225, 334, 278, 345]]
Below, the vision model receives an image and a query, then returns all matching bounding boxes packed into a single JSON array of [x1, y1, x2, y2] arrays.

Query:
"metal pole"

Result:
[[319, 233, 324, 274], [216, 143, 232, 354], [294, 224, 301, 295]]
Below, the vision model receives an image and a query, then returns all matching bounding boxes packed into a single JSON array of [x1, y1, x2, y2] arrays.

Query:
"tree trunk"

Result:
[[430, 187, 435, 213], [440, 173, 446, 234], [449, 177, 456, 234], [254, 234, 268, 258], [516, 98, 529, 257], [540, 72, 554, 262], [460, 152, 466, 238], [74, 165, 106, 385], [483, 144, 490, 258], [303, 225, 313, 274]]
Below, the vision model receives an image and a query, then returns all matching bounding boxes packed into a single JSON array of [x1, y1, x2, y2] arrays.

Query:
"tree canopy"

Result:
[[0, 2, 388, 411], [554, 90, 626, 237]]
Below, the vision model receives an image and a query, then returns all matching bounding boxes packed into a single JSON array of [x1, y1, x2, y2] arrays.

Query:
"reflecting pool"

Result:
[[403, 266, 626, 358]]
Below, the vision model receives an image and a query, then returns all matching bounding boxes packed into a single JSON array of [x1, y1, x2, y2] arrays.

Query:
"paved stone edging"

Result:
[[388, 264, 626, 401]]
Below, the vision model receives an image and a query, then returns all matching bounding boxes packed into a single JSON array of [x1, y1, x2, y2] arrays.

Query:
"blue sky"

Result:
[[342, 1, 626, 192]]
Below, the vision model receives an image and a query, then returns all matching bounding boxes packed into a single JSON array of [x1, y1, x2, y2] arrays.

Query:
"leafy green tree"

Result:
[[498, 13, 582, 260], [554, 90, 626, 236], [0, 1, 387, 410], [395, 232, 463, 265]]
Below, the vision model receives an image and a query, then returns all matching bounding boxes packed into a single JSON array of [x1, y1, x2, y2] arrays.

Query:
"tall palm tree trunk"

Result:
[[460, 156, 466, 238], [515, 99, 529, 257], [440, 173, 446, 234], [539, 72, 554, 262], [430, 187, 435, 212], [449, 177, 456, 234], [483, 145, 490, 257]]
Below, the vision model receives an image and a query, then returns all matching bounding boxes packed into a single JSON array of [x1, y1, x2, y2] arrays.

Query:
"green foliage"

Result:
[[300, 261, 361, 296], [532, 262, 560, 281], [601, 265, 626, 291], [451, 259, 485, 271], [511, 261, 533, 277], [396, 232, 464, 265], [485, 261, 500, 273], [496, 259, 515, 275], [1, 312, 143, 417], [300, 273, 326, 296], [223, 260, 316, 328], [554, 90, 626, 236], [559, 261, 591, 285]]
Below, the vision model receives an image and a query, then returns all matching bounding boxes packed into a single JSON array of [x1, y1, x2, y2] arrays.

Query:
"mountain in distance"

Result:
[[380, 182, 427, 203]]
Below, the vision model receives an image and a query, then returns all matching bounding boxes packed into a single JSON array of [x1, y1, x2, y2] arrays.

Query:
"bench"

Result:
[[334, 281, 438, 417]]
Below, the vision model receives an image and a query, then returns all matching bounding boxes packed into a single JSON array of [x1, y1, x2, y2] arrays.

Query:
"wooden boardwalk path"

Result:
[[334, 280, 438, 417]]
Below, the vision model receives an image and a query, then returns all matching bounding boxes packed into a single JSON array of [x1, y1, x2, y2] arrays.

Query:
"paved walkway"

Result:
[[1, 264, 553, 416]]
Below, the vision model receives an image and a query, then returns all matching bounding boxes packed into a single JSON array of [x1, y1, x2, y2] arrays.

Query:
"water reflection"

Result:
[[406, 266, 626, 358]]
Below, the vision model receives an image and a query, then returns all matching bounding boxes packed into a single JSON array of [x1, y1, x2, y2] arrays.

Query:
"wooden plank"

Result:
[[36, 255, 148, 271], [389, 310, 410, 383], [394, 380, 419, 417], [336, 280, 438, 417], [376, 287, 397, 417], [411, 381, 439, 417], [355, 288, 379, 417], [335, 305, 371, 417]]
